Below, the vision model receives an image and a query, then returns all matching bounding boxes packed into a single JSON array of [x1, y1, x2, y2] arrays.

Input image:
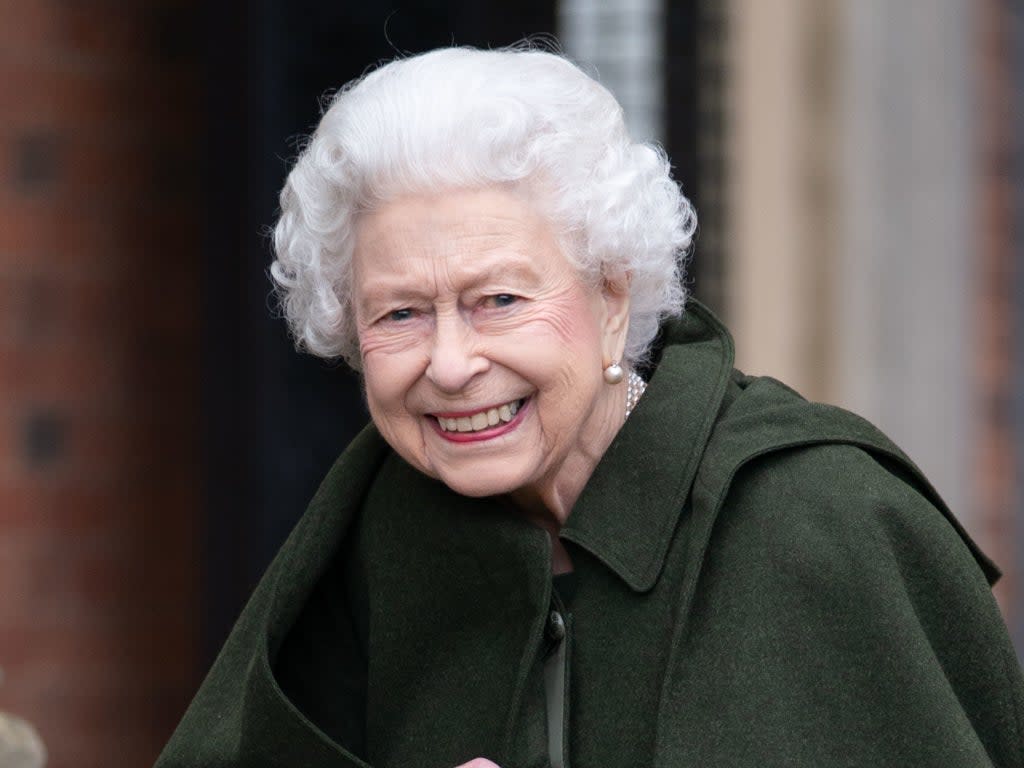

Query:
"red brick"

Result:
[[1, 625, 198, 694], [0, 527, 128, 618], [69, 410, 201, 484], [0, 3, 62, 53], [60, 135, 155, 197], [0, 338, 128, 405], [0, 64, 122, 137], [0, 690, 172, 768], [0, 198, 124, 273], [0, 271, 123, 344], [0, 69, 197, 155], [60, 4, 151, 62], [0, 482, 86, 527], [2, 130, 195, 204], [0, 475, 179, 530], [0, 3, 203, 766]]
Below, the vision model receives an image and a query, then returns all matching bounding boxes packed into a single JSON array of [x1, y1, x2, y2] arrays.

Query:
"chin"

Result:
[[435, 466, 531, 500]]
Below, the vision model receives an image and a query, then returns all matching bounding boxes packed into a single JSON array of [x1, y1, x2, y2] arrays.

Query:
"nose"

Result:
[[425, 311, 489, 393]]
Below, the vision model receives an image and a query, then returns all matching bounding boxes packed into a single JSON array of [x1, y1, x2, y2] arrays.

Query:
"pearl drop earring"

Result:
[[603, 362, 624, 384]]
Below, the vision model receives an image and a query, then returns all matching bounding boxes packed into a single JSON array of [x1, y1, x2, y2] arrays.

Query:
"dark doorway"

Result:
[[199, 0, 559, 664]]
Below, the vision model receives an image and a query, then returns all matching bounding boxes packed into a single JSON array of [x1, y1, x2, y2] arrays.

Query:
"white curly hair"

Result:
[[270, 45, 696, 369]]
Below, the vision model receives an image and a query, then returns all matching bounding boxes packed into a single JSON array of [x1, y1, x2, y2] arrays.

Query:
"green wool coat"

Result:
[[156, 302, 1024, 768]]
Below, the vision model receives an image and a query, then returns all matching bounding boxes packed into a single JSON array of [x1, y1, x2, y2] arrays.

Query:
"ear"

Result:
[[598, 272, 632, 367]]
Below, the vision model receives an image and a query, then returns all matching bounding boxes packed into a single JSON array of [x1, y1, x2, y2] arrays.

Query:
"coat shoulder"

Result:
[[663, 374, 1024, 767], [693, 372, 1000, 583]]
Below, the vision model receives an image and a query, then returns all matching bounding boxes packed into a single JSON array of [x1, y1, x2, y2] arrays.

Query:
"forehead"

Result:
[[352, 187, 567, 282]]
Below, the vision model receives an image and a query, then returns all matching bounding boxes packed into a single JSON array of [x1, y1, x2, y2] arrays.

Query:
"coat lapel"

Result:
[[356, 453, 553, 767], [560, 301, 736, 592]]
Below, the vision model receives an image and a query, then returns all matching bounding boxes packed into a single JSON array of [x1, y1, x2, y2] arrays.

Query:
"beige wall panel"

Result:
[[726, 0, 818, 397]]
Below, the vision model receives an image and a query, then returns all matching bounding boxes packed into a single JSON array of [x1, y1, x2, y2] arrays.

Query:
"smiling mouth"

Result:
[[432, 398, 527, 434]]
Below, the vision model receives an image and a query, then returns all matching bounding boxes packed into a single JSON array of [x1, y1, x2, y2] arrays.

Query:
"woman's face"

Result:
[[352, 186, 630, 513]]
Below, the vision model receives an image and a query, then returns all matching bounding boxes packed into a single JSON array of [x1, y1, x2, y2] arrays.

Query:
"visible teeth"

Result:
[[436, 398, 524, 433]]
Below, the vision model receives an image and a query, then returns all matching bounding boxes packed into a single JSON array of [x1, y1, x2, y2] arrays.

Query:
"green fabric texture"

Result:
[[156, 301, 1024, 768]]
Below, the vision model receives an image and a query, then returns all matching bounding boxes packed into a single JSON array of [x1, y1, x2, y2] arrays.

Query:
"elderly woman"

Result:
[[157, 47, 1024, 768]]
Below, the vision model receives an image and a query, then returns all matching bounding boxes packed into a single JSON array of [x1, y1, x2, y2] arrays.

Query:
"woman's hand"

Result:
[[455, 760, 502, 768]]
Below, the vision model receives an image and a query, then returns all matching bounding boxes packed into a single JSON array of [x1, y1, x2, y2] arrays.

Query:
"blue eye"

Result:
[[387, 308, 414, 322], [490, 294, 518, 308]]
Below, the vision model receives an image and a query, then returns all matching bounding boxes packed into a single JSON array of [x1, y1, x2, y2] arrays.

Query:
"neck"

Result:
[[507, 373, 630, 569], [508, 438, 610, 525]]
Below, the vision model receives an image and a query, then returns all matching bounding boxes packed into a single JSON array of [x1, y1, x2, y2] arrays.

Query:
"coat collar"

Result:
[[560, 300, 735, 592]]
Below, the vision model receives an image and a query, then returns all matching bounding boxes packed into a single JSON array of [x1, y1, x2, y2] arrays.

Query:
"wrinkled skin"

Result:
[[353, 186, 632, 534]]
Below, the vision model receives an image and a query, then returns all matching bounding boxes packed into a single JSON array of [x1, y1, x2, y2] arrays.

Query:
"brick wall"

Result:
[[1, 2, 202, 766]]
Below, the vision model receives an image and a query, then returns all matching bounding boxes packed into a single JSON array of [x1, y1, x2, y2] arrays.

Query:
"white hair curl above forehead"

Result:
[[270, 45, 696, 369]]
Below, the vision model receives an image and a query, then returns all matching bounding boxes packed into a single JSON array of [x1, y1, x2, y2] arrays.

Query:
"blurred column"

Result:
[[837, 1, 974, 527], [725, 0, 839, 402], [558, 0, 665, 144]]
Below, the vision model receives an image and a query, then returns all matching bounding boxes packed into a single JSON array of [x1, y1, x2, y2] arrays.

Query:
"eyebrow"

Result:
[[355, 252, 544, 317], [355, 285, 430, 318]]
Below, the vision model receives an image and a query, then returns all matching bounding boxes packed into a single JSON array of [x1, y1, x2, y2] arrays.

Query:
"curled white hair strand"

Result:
[[270, 45, 696, 369]]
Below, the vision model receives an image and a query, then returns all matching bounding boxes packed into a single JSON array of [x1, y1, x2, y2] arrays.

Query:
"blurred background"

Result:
[[1, 0, 1021, 765]]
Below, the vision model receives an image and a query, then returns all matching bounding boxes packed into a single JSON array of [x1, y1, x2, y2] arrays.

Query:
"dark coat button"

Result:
[[547, 610, 566, 642]]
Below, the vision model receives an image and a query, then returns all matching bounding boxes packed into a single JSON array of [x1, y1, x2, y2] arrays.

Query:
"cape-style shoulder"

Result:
[[695, 370, 1000, 584], [660, 373, 1024, 765]]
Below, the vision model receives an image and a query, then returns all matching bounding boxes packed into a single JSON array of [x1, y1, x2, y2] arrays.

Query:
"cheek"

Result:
[[358, 322, 430, 358], [358, 322, 428, 395], [361, 353, 422, 422], [492, 296, 604, 396], [513, 291, 604, 350], [529, 298, 605, 377]]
